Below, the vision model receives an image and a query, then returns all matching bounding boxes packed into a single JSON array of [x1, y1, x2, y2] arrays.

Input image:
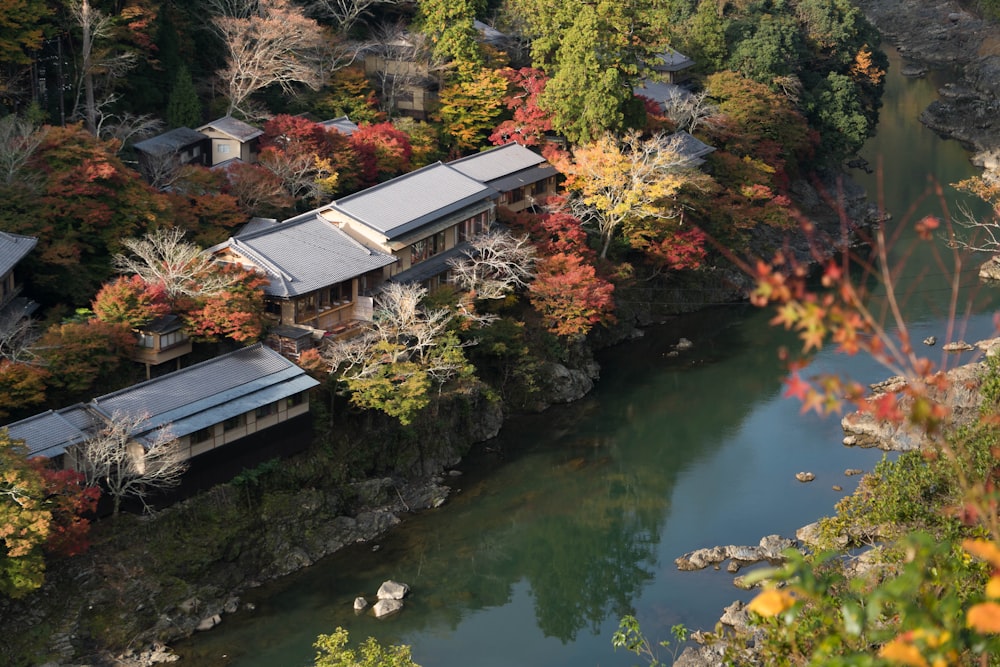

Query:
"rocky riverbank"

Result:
[[855, 0, 1000, 164]]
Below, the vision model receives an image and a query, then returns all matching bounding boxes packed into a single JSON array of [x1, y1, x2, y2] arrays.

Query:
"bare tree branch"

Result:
[[113, 227, 239, 299], [211, 0, 328, 116], [0, 309, 39, 363], [69, 0, 138, 135], [449, 230, 537, 299], [0, 115, 43, 188], [658, 90, 719, 135], [305, 0, 402, 34], [364, 23, 437, 117], [80, 411, 188, 514], [323, 282, 472, 383]]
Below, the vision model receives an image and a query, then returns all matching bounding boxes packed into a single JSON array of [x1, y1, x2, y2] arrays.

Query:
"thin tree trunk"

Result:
[[81, 0, 97, 135]]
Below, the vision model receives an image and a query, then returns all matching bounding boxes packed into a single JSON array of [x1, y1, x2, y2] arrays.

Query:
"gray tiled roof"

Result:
[[4, 345, 319, 457], [133, 127, 208, 156], [320, 116, 359, 136], [197, 116, 264, 142], [4, 404, 100, 459], [448, 143, 547, 184], [332, 162, 497, 240], [214, 214, 396, 298], [91, 343, 318, 435], [0, 231, 37, 277], [474, 19, 507, 45], [485, 164, 558, 194], [671, 130, 715, 161], [633, 80, 693, 107], [237, 217, 280, 237], [652, 48, 695, 72]]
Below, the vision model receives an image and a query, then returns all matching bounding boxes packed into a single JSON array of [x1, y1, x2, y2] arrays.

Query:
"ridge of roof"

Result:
[[332, 162, 497, 239]]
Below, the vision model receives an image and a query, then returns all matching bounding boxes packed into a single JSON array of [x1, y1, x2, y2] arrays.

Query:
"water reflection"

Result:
[[176, 45, 998, 667]]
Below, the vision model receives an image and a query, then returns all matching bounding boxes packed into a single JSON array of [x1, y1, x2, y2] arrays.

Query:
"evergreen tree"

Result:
[[539, 6, 627, 145], [166, 66, 202, 129], [416, 0, 483, 66]]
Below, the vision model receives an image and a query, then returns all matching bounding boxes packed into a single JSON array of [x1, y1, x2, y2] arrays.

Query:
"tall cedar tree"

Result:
[[416, 0, 484, 66], [166, 65, 202, 128]]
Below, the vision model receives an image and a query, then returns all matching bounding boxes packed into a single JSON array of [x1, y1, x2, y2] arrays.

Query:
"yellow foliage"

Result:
[[850, 45, 886, 86], [746, 587, 796, 617]]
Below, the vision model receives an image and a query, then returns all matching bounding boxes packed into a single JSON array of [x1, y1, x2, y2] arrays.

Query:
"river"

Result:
[[175, 46, 997, 666]]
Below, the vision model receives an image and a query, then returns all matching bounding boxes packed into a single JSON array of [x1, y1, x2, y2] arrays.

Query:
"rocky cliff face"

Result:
[[856, 0, 1000, 162]]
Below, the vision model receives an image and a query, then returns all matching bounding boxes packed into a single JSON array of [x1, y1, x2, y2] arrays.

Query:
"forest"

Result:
[[0, 0, 889, 417], [10, 1, 1000, 665]]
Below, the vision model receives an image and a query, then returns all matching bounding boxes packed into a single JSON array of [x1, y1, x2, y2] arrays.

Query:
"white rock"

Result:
[[373, 599, 403, 618], [377, 580, 410, 600], [196, 614, 221, 631]]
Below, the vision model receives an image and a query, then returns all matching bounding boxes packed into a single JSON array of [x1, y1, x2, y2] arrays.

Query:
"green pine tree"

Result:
[[166, 66, 201, 129]]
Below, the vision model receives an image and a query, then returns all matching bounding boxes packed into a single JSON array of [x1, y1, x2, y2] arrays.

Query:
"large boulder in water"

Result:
[[373, 599, 403, 618], [377, 580, 409, 600]]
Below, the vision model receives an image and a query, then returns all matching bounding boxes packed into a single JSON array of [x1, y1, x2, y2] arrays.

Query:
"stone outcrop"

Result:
[[854, 0, 1000, 156], [980, 254, 1000, 281], [675, 535, 796, 572], [531, 359, 600, 409], [373, 599, 404, 618], [841, 360, 988, 451]]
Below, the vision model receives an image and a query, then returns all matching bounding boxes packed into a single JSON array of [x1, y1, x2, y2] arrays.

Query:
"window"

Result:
[[218, 144, 231, 154], [192, 146, 201, 158], [159, 331, 187, 349], [136, 333, 155, 348], [296, 294, 317, 320], [223, 414, 245, 431], [265, 300, 282, 316], [286, 392, 305, 409], [410, 231, 446, 265], [191, 427, 213, 444], [255, 403, 275, 419], [460, 212, 491, 242]]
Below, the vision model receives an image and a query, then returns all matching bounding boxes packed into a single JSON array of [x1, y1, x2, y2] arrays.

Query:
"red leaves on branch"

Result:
[[349, 122, 413, 187], [489, 67, 554, 147], [35, 466, 99, 558], [182, 264, 268, 344], [529, 252, 615, 338], [92, 275, 171, 329]]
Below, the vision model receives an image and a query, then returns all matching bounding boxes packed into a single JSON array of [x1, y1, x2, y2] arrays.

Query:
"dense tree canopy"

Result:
[[0, 124, 167, 306], [0, 432, 99, 598]]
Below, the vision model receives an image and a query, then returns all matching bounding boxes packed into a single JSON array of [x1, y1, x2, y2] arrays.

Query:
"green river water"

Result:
[[175, 46, 997, 667]]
